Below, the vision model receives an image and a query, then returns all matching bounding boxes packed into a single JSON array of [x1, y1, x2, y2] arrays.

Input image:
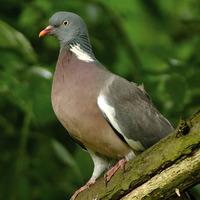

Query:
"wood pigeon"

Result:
[[39, 12, 175, 199]]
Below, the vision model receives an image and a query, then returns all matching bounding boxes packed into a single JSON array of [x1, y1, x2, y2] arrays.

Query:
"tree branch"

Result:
[[75, 111, 200, 200], [121, 147, 200, 200]]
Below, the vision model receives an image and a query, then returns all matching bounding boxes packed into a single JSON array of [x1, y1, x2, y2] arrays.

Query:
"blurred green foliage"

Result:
[[0, 0, 199, 199]]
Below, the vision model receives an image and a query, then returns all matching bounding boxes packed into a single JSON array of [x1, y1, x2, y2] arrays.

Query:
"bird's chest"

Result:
[[51, 63, 100, 136]]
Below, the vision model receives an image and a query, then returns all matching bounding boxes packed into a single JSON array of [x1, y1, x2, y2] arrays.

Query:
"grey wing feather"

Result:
[[97, 75, 174, 151]]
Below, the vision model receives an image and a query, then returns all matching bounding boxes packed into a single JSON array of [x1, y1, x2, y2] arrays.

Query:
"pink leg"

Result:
[[104, 158, 127, 183], [70, 179, 95, 200]]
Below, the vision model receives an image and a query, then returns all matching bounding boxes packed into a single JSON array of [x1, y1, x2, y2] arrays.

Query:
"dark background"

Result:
[[0, 0, 200, 199]]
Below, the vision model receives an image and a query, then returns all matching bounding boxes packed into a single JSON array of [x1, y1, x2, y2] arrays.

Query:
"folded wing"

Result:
[[97, 76, 173, 151]]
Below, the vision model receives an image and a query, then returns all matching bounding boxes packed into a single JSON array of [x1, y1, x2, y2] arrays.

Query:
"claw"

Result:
[[104, 158, 127, 184], [70, 179, 95, 200]]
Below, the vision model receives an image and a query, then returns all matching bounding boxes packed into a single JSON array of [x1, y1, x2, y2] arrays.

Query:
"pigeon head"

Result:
[[39, 11, 95, 62], [39, 11, 88, 46]]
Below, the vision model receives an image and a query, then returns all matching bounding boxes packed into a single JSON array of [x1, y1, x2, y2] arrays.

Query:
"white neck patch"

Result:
[[69, 43, 94, 62]]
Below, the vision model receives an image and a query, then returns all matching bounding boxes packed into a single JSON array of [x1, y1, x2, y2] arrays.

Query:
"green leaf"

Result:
[[157, 74, 188, 110], [52, 140, 82, 179], [0, 20, 37, 63]]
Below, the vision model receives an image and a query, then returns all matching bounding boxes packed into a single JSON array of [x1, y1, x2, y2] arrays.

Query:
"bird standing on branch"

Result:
[[39, 12, 177, 200]]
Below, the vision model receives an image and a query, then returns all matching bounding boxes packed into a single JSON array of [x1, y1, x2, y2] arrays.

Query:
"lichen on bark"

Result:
[[75, 111, 200, 200]]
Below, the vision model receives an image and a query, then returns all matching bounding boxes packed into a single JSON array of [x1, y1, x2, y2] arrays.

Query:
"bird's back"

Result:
[[97, 75, 174, 150]]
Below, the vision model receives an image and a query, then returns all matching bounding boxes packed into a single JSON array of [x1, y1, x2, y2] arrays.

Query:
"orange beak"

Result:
[[39, 25, 53, 37]]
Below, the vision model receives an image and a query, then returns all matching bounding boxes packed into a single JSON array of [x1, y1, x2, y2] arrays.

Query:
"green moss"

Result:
[[77, 112, 200, 200]]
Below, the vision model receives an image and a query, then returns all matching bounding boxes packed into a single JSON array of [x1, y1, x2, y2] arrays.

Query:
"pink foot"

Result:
[[70, 179, 95, 200], [104, 158, 127, 183]]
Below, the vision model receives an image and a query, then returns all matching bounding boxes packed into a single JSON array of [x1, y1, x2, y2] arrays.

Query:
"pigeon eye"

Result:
[[63, 20, 69, 26]]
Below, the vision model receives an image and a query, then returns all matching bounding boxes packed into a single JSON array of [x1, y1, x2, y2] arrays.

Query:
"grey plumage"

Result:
[[97, 75, 174, 150], [39, 11, 183, 200]]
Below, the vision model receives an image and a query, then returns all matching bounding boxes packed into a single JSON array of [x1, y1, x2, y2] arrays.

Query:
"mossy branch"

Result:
[[75, 111, 200, 200]]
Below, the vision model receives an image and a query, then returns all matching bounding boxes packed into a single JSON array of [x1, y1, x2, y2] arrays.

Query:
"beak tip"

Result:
[[38, 25, 53, 38], [39, 30, 47, 38], [38, 33, 42, 38]]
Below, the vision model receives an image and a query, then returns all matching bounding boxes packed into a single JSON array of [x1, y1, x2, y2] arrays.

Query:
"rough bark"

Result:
[[75, 111, 200, 200]]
